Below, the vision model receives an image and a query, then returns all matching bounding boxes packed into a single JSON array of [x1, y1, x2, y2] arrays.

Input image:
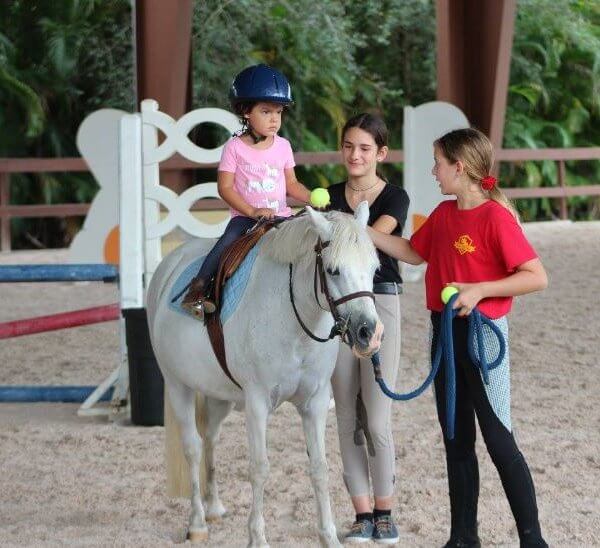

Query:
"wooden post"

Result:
[[557, 160, 568, 220], [0, 173, 11, 252], [134, 0, 194, 194], [436, 0, 517, 149]]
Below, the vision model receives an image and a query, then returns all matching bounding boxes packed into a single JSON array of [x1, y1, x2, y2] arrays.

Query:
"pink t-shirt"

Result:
[[218, 135, 295, 217]]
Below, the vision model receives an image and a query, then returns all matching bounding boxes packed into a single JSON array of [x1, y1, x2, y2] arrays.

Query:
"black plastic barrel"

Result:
[[122, 308, 164, 426]]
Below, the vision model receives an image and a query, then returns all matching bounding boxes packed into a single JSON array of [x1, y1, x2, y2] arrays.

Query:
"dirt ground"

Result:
[[1, 221, 599, 547]]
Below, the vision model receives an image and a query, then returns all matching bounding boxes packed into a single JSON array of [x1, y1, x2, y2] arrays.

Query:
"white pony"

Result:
[[146, 204, 383, 547]]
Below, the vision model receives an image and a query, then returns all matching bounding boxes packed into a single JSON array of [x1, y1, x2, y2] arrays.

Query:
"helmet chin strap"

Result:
[[247, 126, 267, 144], [242, 118, 267, 144]]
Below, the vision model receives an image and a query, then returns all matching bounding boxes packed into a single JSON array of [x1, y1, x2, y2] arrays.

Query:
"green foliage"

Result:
[[2, 0, 599, 248], [503, 0, 600, 220], [192, 0, 436, 187], [0, 0, 133, 248]]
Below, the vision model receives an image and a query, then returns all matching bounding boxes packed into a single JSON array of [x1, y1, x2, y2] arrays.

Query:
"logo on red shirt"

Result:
[[453, 234, 476, 255]]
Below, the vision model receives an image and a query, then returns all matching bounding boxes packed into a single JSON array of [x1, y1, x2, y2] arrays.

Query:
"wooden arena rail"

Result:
[[1, 147, 600, 251]]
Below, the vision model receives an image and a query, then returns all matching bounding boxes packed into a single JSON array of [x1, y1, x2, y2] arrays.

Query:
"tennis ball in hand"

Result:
[[310, 188, 330, 208], [441, 286, 459, 304]]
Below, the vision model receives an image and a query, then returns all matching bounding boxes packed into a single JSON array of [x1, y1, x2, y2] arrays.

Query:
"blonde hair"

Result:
[[434, 128, 519, 220]]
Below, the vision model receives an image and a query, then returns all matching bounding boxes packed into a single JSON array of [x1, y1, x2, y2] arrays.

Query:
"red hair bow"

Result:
[[481, 175, 497, 191]]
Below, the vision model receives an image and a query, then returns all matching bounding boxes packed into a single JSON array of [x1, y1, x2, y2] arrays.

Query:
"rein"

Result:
[[289, 238, 375, 345], [371, 292, 506, 439]]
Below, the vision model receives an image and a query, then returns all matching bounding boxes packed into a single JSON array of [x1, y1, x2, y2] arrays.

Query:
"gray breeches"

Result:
[[331, 292, 401, 498]]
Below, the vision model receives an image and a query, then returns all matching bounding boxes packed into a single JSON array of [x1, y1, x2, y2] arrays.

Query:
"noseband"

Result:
[[289, 238, 375, 345]]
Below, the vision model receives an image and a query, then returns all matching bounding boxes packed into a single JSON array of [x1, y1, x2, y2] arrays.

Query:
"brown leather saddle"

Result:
[[205, 219, 283, 389]]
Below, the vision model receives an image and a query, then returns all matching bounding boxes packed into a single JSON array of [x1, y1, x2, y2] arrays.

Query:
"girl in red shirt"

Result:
[[369, 128, 548, 547]]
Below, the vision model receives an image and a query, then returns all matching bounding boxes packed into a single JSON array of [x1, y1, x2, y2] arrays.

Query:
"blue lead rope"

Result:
[[372, 293, 506, 439]]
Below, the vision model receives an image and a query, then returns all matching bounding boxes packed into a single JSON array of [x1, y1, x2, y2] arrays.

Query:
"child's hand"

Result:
[[251, 207, 277, 220], [446, 282, 484, 316]]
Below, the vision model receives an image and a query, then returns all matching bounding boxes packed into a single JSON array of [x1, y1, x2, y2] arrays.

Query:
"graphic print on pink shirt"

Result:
[[218, 135, 295, 217]]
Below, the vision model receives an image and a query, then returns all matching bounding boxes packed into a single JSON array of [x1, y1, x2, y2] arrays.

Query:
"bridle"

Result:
[[289, 238, 375, 345]]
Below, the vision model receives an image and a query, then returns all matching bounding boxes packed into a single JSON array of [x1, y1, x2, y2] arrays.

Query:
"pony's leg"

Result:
[[196, 396, 233, 521], [165, 377, 208, 542], [245, 393, 270, 548], [299, 386, 342, 548]]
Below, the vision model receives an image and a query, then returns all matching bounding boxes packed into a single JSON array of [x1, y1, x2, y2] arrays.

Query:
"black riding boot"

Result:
[[443, 454, 481, 548], [497, 452, 548, 548]]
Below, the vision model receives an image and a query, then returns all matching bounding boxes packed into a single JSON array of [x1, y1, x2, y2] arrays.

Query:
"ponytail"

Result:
[[488, 186, 520, 222]]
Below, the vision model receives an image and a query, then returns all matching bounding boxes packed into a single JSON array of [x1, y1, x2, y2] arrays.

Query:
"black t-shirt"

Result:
[[327, 182, 410, 284]]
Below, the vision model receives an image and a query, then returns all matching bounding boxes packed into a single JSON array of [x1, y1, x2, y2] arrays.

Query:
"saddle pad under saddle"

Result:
[[168, 241, 262, 324]]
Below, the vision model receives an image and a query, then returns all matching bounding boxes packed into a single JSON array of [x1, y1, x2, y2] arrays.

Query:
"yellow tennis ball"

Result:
[[310, 188, 330, 208], [441, 286, 459, 304]]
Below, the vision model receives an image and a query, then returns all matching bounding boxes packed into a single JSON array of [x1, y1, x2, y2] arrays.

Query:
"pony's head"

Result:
[[306, 202, 383, 357], [264, 201, 383, 357]]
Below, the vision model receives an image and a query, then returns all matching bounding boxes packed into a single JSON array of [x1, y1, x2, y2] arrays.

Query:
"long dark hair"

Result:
[[341, 113, 389, 181]]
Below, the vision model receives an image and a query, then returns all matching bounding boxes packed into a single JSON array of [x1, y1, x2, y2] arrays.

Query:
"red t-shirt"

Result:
[[409, 200, 537, 319]]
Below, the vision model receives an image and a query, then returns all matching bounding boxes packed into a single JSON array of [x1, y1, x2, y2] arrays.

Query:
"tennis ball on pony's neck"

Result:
[[310, 188, 330, 209], [441, 286, 459, 304]]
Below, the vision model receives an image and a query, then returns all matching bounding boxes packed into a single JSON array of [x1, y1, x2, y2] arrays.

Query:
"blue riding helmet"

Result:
[[229, 64, 292, 106]]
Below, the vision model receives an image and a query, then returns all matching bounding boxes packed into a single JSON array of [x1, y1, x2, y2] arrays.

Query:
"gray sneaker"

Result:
[[373, 515, 399, 544], [344, 518, 375, 544]]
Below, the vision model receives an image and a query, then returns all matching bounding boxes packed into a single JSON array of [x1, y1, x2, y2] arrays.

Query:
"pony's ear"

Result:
[[354, 200, 370, 228], [306, 206, 332, 241]]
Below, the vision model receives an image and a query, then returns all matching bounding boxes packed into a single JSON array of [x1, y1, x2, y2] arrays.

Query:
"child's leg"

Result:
[[357, 293, 401, 503], [330, 343, 368, 502], [356, 293, 402, 543], [183, 216, 255, 314], [431, 313, 480, 547], [456, 317, 547, 548], [196, 216, 256, 283]]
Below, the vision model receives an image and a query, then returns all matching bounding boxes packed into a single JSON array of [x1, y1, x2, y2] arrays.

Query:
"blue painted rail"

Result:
[[0, 385, 114, 403], [0, 264, 118, 283]]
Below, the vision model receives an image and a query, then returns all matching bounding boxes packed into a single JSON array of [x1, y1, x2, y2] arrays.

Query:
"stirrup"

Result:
[[185, 298, 216, 316], [182, 300, 204, 320], [200, 299, 216, 314]]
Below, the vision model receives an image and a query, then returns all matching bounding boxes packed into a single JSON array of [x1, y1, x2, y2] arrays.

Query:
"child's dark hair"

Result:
[[232, 101, 257, 135], [341, 113, 388, 149]]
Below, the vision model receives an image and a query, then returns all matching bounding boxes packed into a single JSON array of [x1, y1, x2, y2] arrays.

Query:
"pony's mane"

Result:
[[261, 211, 379, 272]]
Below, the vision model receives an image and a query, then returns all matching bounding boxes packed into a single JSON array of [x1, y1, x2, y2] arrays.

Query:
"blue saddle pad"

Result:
[[169, 242, 262, 324]]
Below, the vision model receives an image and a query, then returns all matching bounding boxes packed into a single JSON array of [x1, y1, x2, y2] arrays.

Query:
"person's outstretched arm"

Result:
[[367, 226, 425, 265]]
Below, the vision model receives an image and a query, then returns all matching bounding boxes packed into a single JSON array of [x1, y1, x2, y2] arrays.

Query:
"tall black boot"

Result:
[[497, 452, 548, 548], [443, 454, 481, 548]]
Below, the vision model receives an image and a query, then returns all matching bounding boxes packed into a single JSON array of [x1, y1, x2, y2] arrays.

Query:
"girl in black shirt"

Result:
[[328, 113, 409, 544]]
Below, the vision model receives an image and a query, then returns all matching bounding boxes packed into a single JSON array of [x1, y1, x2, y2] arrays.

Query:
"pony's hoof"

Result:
[[187, 527, 209, 543], [204, 499, 227, 522], [205, 508, 226, 522]]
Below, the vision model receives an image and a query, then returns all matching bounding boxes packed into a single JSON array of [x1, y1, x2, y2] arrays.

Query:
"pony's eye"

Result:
[[326, 267, 340, 276]]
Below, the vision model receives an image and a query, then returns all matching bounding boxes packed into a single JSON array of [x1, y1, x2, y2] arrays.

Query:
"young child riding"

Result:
[[182, 64, 311, 319], [368, 128, 549, 547]]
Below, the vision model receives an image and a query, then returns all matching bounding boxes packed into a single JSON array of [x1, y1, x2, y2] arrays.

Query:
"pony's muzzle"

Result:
[[351, 317, 383, 358]]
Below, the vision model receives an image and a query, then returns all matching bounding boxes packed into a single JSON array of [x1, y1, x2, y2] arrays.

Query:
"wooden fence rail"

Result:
[[1, 148, 599, 252]]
